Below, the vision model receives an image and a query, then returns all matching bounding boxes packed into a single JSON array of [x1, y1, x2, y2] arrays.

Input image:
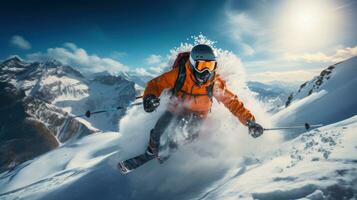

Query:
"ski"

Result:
[[117, 152, 156, 174]]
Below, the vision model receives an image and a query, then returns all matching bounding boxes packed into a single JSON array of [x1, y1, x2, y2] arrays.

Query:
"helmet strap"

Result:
[[190, 70, 215, 86]]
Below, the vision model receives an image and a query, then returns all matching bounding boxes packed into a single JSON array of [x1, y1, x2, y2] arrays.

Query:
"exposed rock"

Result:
[[284, 61, 339, 107]]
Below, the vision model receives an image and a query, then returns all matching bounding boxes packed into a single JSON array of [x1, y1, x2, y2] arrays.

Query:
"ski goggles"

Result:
[[192, 60, 217, 73]]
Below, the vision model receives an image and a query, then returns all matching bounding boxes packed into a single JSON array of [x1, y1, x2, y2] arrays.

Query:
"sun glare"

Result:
[[294, 11, 317, 31], [275, 0, 342, 52]]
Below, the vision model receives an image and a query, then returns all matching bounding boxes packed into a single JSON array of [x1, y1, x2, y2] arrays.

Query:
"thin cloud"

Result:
[[110, 51, 128, 59], [27, 43, 128, 74], [223, 0, 274, 57], [333, 1, 357, 11], [248, 69, 322, 84], [285, 46, 357, 63], [10, 35, 32, 50], [145, 54, 162, 65], [63, 42, 77, 51], [225, 10, 260, 56], [241, 43, 255, 56]]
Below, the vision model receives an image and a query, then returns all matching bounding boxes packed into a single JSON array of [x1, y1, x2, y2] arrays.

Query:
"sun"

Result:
[[293, 11, 317, 32], [275, 0, 342, 52], [287, 3, 324, 35]]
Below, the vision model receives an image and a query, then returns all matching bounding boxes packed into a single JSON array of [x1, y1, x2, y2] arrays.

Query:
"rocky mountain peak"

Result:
[[1, 56, 28, 67], [285, 56, 356, 107]]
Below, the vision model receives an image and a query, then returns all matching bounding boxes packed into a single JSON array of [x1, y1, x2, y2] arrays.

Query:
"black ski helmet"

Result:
[[189, 44, 217, 84], [190, 44, 216, 62]]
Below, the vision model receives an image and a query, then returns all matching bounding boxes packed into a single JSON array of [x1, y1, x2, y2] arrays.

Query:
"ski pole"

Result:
[[72, 102, 143, 118], [263, 123, 323, 131]]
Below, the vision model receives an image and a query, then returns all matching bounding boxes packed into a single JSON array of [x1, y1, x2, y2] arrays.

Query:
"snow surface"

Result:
[[198, 115, 357, 200], [273, 56, 357, 138], [0, 113, 355, 200]]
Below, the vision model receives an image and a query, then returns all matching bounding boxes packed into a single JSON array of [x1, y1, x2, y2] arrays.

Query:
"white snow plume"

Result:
[[168, 34, 278, 147]]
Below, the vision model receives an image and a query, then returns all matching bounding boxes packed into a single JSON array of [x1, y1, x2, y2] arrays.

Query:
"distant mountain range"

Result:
[[247, 81, 298, 113], [0, 56, 136, 172]]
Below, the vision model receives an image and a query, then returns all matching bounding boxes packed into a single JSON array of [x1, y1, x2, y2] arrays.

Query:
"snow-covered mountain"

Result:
[[1, 56, 137, 131], [284, 61, 342, 107], [0, 56, 136, 172], [273, 56, 357, 138], [247, 81, 298, 113]]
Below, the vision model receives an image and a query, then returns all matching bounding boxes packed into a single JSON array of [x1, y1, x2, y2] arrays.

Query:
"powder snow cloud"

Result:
[[10, 35, 32, 50], [27, 43, 128, 74]]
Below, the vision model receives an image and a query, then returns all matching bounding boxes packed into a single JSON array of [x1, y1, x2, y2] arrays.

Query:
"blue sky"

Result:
[[1, 0, 356, 83]]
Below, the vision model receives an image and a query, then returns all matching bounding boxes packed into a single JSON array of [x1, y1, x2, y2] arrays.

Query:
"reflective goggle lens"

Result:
[[195, 60, 216, 73]]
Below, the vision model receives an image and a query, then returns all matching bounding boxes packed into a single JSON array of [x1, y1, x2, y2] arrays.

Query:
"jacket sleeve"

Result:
[[143, 68, 178, 97], [213, 76, 255, 125]]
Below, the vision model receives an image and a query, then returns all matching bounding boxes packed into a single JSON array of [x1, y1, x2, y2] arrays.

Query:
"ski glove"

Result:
[[247, 120, 264, 138], [143, 94, 160, 113]]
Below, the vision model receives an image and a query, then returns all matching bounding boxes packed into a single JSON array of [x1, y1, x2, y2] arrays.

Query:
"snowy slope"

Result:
[[0, 114, 355, 200], [198, 115, 357, 200], [273, 56, 357, 136]]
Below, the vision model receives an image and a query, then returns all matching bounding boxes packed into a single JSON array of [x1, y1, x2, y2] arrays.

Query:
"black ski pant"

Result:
[[148, 110, 203, 154]]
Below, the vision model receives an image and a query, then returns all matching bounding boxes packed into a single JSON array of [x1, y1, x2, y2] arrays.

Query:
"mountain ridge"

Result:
[[0, 57, 136, 172], [273, 56, 357, 139]]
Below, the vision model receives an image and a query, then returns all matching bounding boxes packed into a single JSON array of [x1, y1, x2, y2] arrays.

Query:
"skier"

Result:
[[118, 44, 264, 173]]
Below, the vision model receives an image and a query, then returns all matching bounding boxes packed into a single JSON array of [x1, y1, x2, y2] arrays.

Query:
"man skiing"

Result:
[[118, 44, 264, 173]]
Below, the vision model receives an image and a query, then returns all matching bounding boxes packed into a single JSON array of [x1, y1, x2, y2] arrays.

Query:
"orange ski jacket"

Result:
[[143, 61, 255, 125]]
